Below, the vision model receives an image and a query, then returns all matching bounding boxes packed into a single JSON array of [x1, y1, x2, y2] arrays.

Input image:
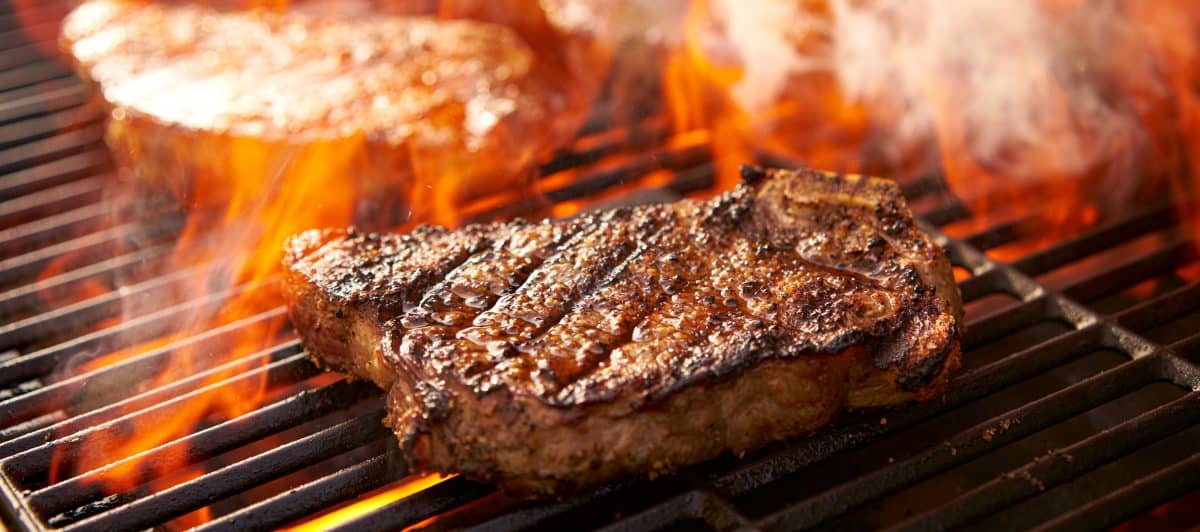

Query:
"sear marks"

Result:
[[283, 166, 964, 496], [285, 166, 962, 406]]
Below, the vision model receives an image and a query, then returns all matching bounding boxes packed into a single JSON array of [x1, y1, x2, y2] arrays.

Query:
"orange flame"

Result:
[[661, 0, 1200, 260], [32, 0, 1200, 528], [283, 473, 454, 532], [44, 0, 616, 525]]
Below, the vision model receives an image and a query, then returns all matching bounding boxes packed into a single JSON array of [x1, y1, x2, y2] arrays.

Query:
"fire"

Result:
[[282, 473, 454, 532], [46, 135, 363, 493], [660, 0, 1200, 259], [28, 0, 1200, 527], [43, 0, 615, 526]]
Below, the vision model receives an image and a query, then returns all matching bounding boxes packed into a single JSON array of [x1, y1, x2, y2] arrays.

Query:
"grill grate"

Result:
[[0, 1, 1198, 530]]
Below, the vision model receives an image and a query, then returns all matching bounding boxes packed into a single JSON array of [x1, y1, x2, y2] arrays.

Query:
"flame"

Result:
[[30, 0, 1200, 527], [44, 0, 615, 525], [1125, 0, 1200, 246], [283, 473, 454, 532], [661, 0, 1200, 260]]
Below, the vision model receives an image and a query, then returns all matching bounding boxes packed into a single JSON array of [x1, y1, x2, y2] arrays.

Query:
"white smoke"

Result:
[[706, 0, 1167, 207]]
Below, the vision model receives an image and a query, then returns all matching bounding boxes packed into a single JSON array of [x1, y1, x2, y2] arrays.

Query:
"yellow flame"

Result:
[[283, 473, 454, 532]]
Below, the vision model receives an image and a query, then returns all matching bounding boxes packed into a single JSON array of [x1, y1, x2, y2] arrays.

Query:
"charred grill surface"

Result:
[[282, 167, 964, 495]]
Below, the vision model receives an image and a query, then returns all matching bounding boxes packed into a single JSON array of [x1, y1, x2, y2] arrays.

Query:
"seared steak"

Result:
[[282, 167, 963, 496], [59, 0, 598, 224]]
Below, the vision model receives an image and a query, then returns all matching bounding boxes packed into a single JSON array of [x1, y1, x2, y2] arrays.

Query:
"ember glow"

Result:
[[27, 0, 1200, 528], [283, 473, 453, 531]]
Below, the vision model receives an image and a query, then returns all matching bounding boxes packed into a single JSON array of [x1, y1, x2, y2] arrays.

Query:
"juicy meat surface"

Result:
[[59, 0, 598, 222], [283, 167, 964, 495]]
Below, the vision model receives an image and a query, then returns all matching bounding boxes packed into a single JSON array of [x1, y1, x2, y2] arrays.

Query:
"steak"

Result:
[[59, 0, 599, 225], [282, 167, 963, 496]]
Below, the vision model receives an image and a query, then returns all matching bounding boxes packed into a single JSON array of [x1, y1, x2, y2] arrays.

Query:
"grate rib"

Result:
[[1036, 452, 1200, 532], [326, 477, 494, 532], [756, 354, 1162, 530], [0, 272, 256, 390], [0, 338, 304, 456], [22, 379, 378, 517], [61, 411, 390, 530], [894, 387, 1200, 531], [194, 453, 397, 532], [0, 151, 110, 202]]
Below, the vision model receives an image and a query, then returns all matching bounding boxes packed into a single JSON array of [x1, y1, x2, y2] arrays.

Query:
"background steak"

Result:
[[60, 0, 598, 224]]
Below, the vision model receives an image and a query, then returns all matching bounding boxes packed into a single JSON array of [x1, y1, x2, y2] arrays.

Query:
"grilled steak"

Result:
[[282, 167, 963, 496], [60, 0, 599, 224]]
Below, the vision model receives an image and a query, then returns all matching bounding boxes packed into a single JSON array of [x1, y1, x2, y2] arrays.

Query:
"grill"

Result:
[[1, 2, 1199, 530]]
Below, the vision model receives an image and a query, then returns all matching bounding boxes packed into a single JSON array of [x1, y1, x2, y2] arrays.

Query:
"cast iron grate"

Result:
[[0, 1, 1197, 530]]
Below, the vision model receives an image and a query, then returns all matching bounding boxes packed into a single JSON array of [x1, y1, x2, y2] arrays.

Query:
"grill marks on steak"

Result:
[[448, 211, 652, 379], [297, 225, 497, 323], [398, 219, 593, 384], [516, 201, 717, 403], [283, 167, 963, 495]]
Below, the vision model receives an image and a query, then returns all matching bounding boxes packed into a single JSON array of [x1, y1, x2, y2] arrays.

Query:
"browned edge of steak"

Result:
[[281, 166, 963, 496], [284, 265, 863, 494]]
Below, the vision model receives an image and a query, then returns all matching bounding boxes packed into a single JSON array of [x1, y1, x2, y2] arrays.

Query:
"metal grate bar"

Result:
[[0, 42, 55, 71], [913, 199, 970, 227], [1114, 282, 1200, 332], [0, 341, 317, 483], [0, 219, 176, 288], [0, 20, 59, 50], [893, 386, 1200, 531], [0, 263, 220, 353], [465, 487, 614, 531], [20, 378, 378, 518], [594, 490, 751, 532], [0, 307, 285, 433], [0, 108, 96, 153], [0, 83, 87, 126], [1037, 453, 1200, 532], [959, 296, 1049, 350], [756, 354, 1163, 530], [1060, 238, 1195, 303], [0, 273, 252, 389], [0, 62, 72, 94], [195, 453, 397, 532], [0, 176, 105, 230], [328, 477, 495, 532], [539, 115, 671, 176], [0, 338, 303, 456], [953, 268, 1007, 303], [545, 144, 710, 204], [0, 151, 110, 202], [0, 3, 1195, 527], [0, 123, 104, 173], [707, 319, 1103, 500], [0, 242, 172, 319], [1170, 332, 1200, 357], [0, 202, 109, 258], [476, 146, 712, 223], [63, 409, 390, 531]]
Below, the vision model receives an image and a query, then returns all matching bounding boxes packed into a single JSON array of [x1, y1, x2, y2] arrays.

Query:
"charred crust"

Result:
[[739, 164, 769, 184], [415, 379, 452, 422], [280, 166, 964, 497], [895, 341, 955, 391], [283, 165, 963, 437]]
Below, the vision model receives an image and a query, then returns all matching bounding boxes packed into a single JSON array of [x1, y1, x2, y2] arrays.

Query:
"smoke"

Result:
[[701, 0, 1188, 212]]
